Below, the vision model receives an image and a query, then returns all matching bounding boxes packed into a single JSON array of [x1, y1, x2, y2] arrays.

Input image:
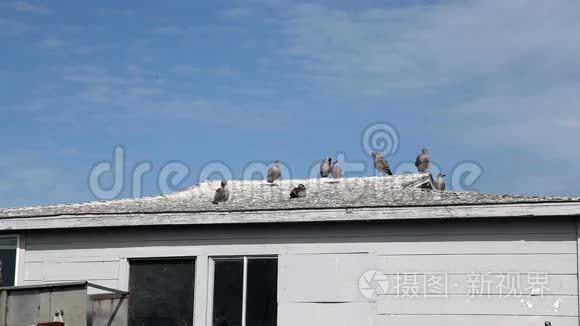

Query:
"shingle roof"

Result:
[[1, 173, 579, 219]]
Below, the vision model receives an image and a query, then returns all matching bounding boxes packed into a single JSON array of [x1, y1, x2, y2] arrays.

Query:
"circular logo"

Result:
[[361, 123, 400, 157], [359, 270, 389, 300]]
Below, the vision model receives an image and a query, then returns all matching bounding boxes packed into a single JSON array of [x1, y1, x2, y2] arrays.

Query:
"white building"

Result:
[[0, 173, 579, 326]]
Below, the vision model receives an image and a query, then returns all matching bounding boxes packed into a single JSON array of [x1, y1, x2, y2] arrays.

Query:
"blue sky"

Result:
[[1, 0, 580, 208]]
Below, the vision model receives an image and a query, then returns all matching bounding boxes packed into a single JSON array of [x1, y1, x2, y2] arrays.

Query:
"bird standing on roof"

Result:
[[290, 184, 306, 198], [435, 173, 446, 191], [212, 180, 230, 204], [330, 160, 343, 178], [415, 148, 430, 173], [267, 160, 281, 183], [372, 151, 393, 176], [320, 157, 331, 178]]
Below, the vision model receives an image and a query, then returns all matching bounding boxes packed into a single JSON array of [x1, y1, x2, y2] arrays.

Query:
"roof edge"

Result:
[[1, 201, 579, 231]]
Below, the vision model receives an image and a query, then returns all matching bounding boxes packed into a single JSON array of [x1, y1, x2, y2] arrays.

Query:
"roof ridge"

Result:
[[1, 173, 579, 219], [0, 173, 429, 211]]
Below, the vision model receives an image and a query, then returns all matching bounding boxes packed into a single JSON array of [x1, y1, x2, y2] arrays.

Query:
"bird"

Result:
[[290, 184, 306, 198], [330, 160, 343, 178], [320, 157, 331, 178], [372, 151, 393, 175], [545, 322, 551, 326], [53, 310, 64, 322], [212, 180, 230, 204], [267, 160, 281, 183], [435, 173, 446, 191], [415, 148, 430, 173]]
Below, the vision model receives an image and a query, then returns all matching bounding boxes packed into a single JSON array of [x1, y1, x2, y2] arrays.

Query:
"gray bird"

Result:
[[267, 160, 281, 183], [415, 148, 430, 173], [212, 180, 230, 204], [320, 157, 331, 178], [330, 160, 343, 178], [435, 173, 446, 191], [290, 184, 306, 198], [372, 151, 393, 175]]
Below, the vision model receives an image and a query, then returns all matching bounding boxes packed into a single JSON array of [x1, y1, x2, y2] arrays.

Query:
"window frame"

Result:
[[127, 256, 197, 326], [0, 234, 22, 286], [207, 255, 278, 326]]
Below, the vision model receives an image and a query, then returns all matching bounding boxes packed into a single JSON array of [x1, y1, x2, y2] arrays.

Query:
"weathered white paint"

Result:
[[116, 258, 129, 292], [12, 217, 579, 325], [278, 302, 376, 326], [193, 255, 209, 326], [25, 261, 120, 282], [375, 253, 577, 273], [90, 295, 128, 326], [14, 234, 23, 286], [376, 295, 578, 316], [22, 234, 578, 258], [375, 315, 577, 326], [19, 279, 120, 294], [1, 201, 580, 231]]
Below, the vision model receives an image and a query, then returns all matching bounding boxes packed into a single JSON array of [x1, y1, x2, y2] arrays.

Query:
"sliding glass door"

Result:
[[210, 257, 278, 326]]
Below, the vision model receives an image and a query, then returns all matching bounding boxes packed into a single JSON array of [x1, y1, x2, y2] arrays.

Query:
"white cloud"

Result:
[[281, 1, 580, 97], [18, 64, 290, 131], [278, 2, 580, 135]]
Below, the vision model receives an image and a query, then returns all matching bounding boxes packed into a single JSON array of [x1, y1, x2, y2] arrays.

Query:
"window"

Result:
[[210, 257, 277, 326], [0, 237, 18, 287], [128, 258, 196, 326]]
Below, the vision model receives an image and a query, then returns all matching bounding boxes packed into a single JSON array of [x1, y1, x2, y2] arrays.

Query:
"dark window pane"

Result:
[[246, 259, 277, 326], [129, 259, 195, 326], [0, 250, 16, 287], [213, 259, 243, 326], [0, 238, 18, 287]]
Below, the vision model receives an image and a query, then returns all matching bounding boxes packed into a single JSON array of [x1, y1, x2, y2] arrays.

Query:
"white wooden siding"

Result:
[[279, 254, 578, 303], [376, 295, 577, 316], [375, 315, 578, 326], [278, 302, 376, 326], [24, 261, 119, 281], [16, 217, 579, 325]]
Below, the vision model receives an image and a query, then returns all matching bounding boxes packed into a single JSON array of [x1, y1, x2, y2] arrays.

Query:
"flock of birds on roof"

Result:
[[212, 148, 446, 204]]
